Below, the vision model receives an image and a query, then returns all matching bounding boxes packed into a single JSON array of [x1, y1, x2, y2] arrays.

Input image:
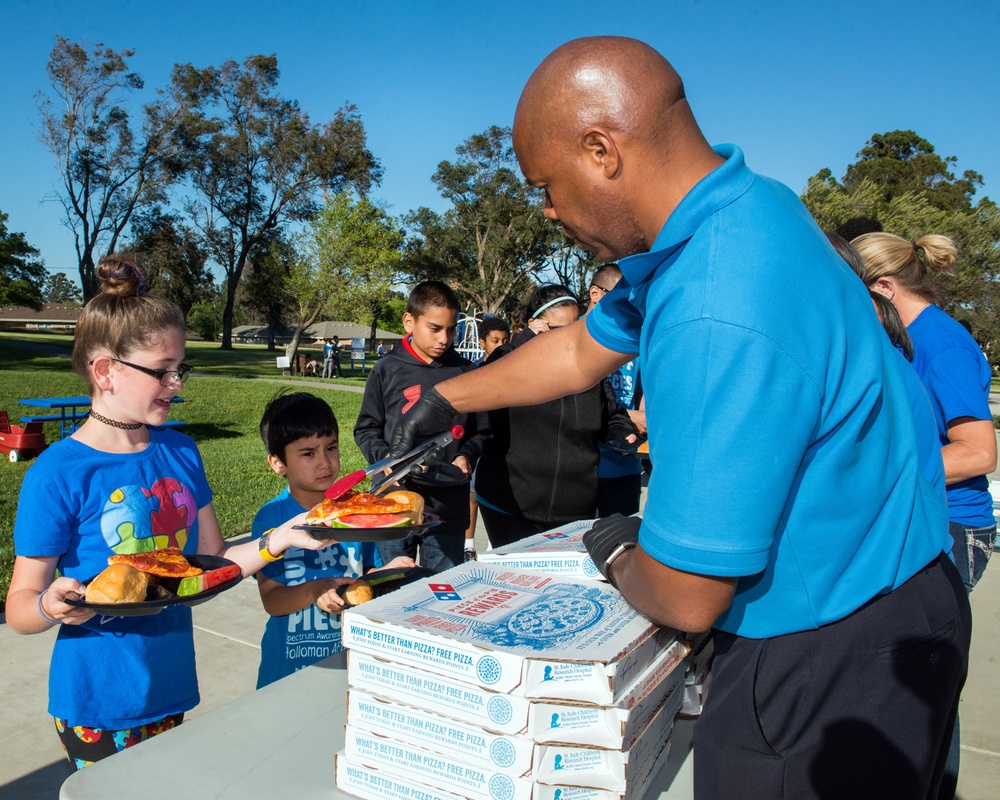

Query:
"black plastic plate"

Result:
[[64, 554, 242, 617], [294, 513, 442, 542]]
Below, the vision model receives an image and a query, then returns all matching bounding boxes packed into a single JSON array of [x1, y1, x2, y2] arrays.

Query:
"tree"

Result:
[[43, 272, 83, 305], [283, 191, 404, 363], [237, 236, 297, 350], [125, 207, 213, 319], [171, 54, 382, 349], [402, 126, 557, 316], [0, 211, 47, 309], [35, 36, 186, 299], [541, 241, 600, 302], [802, 130, 1000, 365], [843, 131, 983, 213]]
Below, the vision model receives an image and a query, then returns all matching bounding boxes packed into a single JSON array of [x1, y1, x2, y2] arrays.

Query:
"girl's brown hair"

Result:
[[71, 254, 185, 390], [853, 232, 957, 306]]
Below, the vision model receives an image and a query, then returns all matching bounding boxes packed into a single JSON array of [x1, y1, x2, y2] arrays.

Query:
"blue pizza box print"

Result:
[[478, 520, 605, 581], [347, 650, 530, 735], [347, 689, 534, 777], [344, 725, 535, 800], [347, 638, 690, 748], [342, 562, 675, 703]]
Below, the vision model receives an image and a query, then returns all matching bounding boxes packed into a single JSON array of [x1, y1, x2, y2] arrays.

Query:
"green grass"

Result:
[[0, 332, 369, 607]]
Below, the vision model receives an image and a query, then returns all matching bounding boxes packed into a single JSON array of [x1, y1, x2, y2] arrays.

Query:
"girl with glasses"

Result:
[[6, 254, 337, 770]]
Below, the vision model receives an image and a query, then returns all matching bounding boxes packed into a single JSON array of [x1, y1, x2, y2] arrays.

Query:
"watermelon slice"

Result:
[[176, 564, 241, 597], [331, 513, 410, 529]]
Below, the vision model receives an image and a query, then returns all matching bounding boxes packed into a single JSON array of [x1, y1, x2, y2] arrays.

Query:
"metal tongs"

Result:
[[324, 425, 465, 500]]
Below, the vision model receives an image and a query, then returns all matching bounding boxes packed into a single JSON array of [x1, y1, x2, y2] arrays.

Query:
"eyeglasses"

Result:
[[92, 357, 194, 386], [590, 284, 612, 295]]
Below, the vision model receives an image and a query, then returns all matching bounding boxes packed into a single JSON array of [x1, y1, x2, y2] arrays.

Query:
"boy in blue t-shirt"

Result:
[[252, 392, 413, 688]]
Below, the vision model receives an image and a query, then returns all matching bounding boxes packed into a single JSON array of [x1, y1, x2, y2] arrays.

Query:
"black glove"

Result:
[[583, 514, 641, 587], [390, 386, 459, 458]]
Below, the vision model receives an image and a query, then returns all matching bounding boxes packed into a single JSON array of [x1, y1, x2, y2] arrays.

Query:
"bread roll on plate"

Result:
[[382, 490, 424, 524], [343, 579, 374, 606], [85, 563, 151, 604]]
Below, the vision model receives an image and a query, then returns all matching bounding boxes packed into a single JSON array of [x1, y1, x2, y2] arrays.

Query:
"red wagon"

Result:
[[0, 410, 47, 463]]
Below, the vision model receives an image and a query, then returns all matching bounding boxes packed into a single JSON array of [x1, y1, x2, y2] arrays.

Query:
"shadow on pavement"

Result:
[[0, 758, 73, 798]]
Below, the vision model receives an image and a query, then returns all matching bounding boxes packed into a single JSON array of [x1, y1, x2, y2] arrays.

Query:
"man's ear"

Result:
[[402, 312, 415, 334], [267, 453, 287, 476], [581, 127, 621, 179]]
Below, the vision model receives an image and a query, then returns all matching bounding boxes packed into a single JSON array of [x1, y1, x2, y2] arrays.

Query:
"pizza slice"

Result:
[[108, 546, 203, 578], [305, 490, 421, 528]]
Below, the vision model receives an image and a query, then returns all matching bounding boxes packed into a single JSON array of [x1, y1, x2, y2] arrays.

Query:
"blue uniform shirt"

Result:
[[907, 304, 994, 527], [586, 144, 948, 638], [598, 359, 643, 479]]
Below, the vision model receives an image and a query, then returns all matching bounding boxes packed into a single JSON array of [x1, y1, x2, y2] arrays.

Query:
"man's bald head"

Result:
[[513, 37, 721, 260], [514, 37, 687, 157]]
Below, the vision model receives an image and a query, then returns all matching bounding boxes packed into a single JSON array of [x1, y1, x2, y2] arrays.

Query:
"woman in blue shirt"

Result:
[[858, 231, 996, 589]]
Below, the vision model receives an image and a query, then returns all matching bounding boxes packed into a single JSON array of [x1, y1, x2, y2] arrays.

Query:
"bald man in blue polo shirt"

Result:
[[392, 37, 968, 799]]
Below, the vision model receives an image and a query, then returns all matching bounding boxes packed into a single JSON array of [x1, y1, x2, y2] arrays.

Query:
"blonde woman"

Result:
[[857, 232, 996, 589], [857, 231, 995, 800]]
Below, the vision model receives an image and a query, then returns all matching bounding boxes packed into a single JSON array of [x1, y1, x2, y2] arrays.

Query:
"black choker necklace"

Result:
[[88, 409, 146, 430]]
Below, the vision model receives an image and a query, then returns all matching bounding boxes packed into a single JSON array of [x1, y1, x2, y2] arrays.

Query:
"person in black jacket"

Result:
[[476, 284, 636, 547], [354, 282, 488, 570]]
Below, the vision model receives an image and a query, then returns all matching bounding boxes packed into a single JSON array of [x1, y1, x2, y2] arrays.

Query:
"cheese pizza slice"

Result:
[[108, 546, 203, 578]]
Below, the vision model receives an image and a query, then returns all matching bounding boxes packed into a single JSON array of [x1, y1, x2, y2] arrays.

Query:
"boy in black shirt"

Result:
[[354, 282, 488, 570]]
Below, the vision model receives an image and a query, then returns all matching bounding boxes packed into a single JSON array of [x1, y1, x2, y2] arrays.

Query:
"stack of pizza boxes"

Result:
[[335, 560, 692, 800], [480, 522, 715, 719]]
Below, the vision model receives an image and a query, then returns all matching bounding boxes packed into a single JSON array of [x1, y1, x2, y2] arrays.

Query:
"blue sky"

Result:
[[2, 0, 998, 285]]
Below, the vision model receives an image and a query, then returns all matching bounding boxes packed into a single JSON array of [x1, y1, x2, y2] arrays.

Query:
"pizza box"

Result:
[[336, 753, 466, 800], [347, 639, 689, 747], [347, 689, 535, 777], [342, 562, 677, 704], [342, 685, 678, 800], [337, 734, 673, 800], [532, 680, 683, 792], [346, 652, 687, 777], [477, 520, 604, 580]]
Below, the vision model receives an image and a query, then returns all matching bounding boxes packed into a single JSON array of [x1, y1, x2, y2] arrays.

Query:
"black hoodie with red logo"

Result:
[[354, 338, 488, 534]]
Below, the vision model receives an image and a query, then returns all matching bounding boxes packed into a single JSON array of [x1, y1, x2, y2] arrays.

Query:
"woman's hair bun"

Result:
[[95, 253, 148, 297]]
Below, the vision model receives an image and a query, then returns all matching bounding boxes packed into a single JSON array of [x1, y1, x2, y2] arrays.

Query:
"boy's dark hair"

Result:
[[835, 215, 882, 242], [259, 391, 338, 462], [516, 283, 580, 328], [478, 317, 511, 340], [590, 263, 622, 291], [408, 281, 460, 316], [869, 290, 914, 361], [825, 231, 867, 282]]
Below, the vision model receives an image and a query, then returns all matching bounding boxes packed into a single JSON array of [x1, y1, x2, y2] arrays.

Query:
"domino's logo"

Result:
[[429, 583, 461, 601], [543, 531, 568, 539]]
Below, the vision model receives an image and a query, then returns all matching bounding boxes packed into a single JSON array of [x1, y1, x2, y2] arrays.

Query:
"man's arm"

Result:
[[610, 546, 737, 633], [440, 318, 633, 412]]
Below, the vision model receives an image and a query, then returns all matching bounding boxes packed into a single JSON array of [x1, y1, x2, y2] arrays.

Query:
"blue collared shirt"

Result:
[[587, 145, 948, 638]]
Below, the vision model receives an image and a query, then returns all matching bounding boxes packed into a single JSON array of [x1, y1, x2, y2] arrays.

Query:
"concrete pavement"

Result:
[[4, 445, 1000, 798]]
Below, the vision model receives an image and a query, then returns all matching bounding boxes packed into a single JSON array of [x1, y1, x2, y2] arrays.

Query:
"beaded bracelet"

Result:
[[38, 589, 59, 625]]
